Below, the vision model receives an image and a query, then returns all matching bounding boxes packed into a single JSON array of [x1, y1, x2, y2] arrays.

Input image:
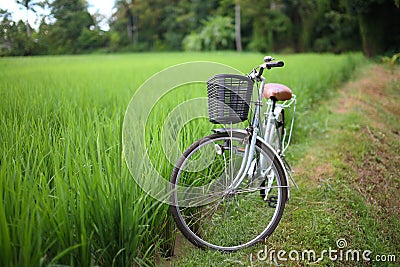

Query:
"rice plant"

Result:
[[0, 52, 364, 266]]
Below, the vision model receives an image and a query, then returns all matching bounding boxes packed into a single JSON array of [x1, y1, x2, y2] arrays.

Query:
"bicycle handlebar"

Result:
[[248, 56, 284, 80], [266, 60, 284, 68], [256, 61, 284, 78]]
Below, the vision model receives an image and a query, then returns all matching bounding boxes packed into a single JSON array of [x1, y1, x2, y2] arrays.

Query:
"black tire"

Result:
[[169, 131, 287, 251]]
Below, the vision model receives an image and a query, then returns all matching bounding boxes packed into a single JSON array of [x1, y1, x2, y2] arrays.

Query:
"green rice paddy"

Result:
[[0, 52, 364, 266]]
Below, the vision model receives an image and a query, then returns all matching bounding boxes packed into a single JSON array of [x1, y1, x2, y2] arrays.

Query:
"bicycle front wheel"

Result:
[[170, 131, 288, 251]]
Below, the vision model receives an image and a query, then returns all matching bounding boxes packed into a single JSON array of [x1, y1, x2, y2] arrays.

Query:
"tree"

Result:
[[15, 0, 39, 37], [344, 0, 400, 57], [112, 0, 137, 45], [235, 1, 242, 52], [163, 0, 220, 50], [0, 9, 14, 54], [2, 0, 398, 55], [241, 0, 291, 52], [281, 0, 319, 52], [183, 16, 235, 51], [311, 1, 360, 53], [48, 0, 94, 53], [0, 8, 42, 56]]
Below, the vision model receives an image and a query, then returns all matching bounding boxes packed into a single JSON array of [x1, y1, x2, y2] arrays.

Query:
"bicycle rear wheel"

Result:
[[170, 131, 287, 251]]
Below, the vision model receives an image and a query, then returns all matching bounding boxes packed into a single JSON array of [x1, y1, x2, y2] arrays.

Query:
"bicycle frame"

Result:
[[170, 57, 294, 251], [226, 75, 296, 191], [227, 76, 266, 190]]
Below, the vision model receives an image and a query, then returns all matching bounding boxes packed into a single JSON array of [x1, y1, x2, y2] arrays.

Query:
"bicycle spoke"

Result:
[[171, 132, 287, 250]]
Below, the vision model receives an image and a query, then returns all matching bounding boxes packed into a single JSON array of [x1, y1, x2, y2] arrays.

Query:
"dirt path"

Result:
[[295, 64, 400, 204], [331, 65, 400, 211]]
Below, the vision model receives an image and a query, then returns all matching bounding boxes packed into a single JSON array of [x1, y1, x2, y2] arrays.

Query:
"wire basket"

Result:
[[207, 74, 254, 124]]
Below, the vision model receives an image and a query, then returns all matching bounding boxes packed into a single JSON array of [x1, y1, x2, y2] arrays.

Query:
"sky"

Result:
[[0, 0, 115, 30]]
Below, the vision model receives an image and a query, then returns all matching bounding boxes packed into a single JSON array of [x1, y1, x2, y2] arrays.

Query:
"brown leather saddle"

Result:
[[263, 83, 292, 101]]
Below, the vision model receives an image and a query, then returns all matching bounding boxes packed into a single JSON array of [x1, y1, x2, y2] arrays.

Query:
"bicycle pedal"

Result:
[[266, 196, 278, 208], [237, 147, 246, 153]]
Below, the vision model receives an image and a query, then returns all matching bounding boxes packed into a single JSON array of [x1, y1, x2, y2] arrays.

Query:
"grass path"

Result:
[[167, 64, 400, 266]]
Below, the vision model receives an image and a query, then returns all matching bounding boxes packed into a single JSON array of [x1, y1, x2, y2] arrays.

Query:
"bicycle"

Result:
[[169, 56, 297, 252]]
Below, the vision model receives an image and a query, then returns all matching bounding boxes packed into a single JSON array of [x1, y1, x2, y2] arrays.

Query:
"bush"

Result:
[[182, 16, 235, 51]]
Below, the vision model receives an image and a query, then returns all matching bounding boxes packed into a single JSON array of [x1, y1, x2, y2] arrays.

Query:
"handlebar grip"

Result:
[[266, 61, 284, 69], [255, 60, 284, 78]]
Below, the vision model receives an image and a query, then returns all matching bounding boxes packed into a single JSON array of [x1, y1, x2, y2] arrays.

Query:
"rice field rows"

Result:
[[0, 52, 364, 266]]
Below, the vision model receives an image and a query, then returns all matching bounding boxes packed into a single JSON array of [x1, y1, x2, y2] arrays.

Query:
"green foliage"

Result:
[[0, 54, 180, 266], [249, 10, 291, 52], [0, 13, 41, 56], [344, 0, 388, 14], [110, 0, 221, 51], [47, 0, 94, 53], [381, 52, 400, 71], [0, 0, 399, 55], [183, 33, 202, 51], [343, 0, 400, 57], [183, 16, 235, 51], [77, 28, 108, 51], [2, 0, 110, 55], [15, 0, 42, 38]]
